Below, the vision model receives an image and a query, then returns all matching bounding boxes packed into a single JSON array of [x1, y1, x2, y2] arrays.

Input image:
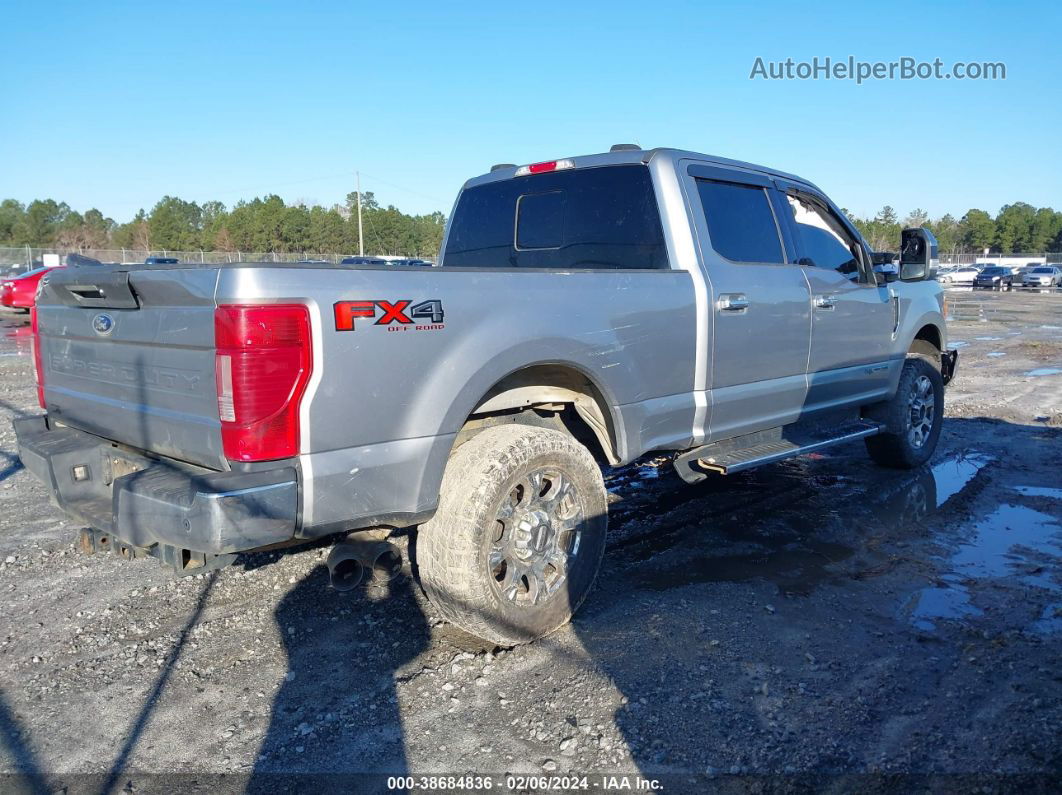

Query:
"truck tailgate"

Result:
[[37, 265, 226, 470]]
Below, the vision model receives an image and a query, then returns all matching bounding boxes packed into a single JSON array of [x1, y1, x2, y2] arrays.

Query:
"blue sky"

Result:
[[2, 0, 1059, 223]]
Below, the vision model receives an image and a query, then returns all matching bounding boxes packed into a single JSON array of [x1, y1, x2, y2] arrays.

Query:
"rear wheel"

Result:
[[864, 345, 944, 469], [417, 424, 607, 645]]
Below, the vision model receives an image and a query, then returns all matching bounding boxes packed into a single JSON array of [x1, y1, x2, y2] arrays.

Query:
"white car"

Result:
[[938, 266, 979, 285], [1022, 266, 1062, 287]]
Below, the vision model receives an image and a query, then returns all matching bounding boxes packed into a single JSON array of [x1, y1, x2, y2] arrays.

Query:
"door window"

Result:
[[695, 179, 784, 264], [786, 195, 863, 281]]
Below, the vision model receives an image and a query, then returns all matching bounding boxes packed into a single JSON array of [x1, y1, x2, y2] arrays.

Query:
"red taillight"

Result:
[[30, 306, 45, 408], [214, 304, 312, 462], [515, 158, 576, 177], [529, 160, 558, 174]]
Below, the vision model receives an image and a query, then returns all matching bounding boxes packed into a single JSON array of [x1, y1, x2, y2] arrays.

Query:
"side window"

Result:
[[786, 195, 862, 280], [695, 179, 784, 264]]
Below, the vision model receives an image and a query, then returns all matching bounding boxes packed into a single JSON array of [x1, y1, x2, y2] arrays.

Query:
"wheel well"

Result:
[[457, 365, 620, 465], [913, 324, 942, 352]]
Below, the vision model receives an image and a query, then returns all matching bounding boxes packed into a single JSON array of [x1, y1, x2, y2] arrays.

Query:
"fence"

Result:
[[940, 251, 1062, 266], [3, 245, 1059, 273], [0, 247, 434, 272]]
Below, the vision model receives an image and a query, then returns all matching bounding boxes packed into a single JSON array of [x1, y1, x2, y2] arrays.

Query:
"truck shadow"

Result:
[[248, 535, 430, 791], [0, 687, 49, 795]]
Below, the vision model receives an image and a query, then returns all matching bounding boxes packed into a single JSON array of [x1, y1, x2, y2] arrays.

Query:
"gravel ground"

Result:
[[0, 289, 1060, 792]]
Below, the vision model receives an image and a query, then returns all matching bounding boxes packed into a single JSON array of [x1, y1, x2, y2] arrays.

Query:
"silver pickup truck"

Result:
[[16, 146, 956, 644]]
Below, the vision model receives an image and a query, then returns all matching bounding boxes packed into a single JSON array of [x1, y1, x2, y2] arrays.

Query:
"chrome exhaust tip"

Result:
[[364, 542, 402, 586], [326, 543, 365, 591], [326, 536, 402, 591]]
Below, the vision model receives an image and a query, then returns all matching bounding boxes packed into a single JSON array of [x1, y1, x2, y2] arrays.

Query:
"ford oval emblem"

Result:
[[92, 313, 114, 336]]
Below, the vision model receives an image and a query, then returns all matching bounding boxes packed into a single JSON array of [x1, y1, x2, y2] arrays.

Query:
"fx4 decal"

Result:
[[334, 299, 445, 332]]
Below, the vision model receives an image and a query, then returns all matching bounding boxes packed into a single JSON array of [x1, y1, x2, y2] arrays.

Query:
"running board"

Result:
[[674, 421, 883, 481]]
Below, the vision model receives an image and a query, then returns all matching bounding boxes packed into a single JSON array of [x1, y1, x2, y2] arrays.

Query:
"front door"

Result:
[[685, 164, 812, 441], [778, 186, 896, 411]]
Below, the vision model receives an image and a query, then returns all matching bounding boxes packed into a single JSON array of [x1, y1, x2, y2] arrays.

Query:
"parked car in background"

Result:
[[0, 263, 33, 279], [144, 257, 179, 265], [1, 266, 65, 310], [1022, 266, 1062, 287], [938, 265, 979, 285], [974, 266, 1016, 290], [340, 256, 389, 265]]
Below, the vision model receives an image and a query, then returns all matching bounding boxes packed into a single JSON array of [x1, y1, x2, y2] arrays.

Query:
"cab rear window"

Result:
[[443, 165, 669, 269]]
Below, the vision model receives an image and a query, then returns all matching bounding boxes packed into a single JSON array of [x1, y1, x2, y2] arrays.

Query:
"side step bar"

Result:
[[674, 421, 883, 482]]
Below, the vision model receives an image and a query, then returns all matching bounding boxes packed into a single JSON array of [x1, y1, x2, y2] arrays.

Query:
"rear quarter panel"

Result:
[[217, 266, 697, 454], [216, 265, 697, 530]]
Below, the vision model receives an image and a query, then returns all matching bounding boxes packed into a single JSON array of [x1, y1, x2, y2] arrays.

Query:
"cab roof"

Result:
[[465, 147, 821, 193]]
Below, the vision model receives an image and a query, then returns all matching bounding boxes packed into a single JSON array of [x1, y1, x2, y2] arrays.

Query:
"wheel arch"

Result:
[[456, 363, 623, 466], [912, 322, 943, 353]]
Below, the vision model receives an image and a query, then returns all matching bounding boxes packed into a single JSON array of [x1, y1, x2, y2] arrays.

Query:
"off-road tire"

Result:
[[417, 424, 607, 645], [864, 343, 944, 469]]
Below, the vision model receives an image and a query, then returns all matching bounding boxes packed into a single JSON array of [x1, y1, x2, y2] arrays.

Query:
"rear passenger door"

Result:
[[685, 164, 812, 441], [776, 183, 896, 410]]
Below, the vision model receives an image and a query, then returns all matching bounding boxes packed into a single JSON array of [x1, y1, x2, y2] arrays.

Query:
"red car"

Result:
[[1, 266, 65, 310]]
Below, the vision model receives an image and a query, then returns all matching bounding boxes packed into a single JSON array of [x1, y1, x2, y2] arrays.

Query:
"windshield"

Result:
[[1031, 268, 1053, 273], [981, 267, 1005, 275]]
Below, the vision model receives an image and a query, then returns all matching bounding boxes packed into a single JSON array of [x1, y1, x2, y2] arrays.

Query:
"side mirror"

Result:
[[899, 227, 939, 281]]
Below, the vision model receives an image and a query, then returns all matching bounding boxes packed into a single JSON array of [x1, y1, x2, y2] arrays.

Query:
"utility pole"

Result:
[[356, 171, 364, 256]]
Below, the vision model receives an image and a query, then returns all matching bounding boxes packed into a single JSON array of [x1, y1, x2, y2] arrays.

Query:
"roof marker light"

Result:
[[515, 158, 575, 177]]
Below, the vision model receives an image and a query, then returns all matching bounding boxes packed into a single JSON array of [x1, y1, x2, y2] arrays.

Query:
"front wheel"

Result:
[[864, 353, 944, 469], [417, 424, 607, 645]]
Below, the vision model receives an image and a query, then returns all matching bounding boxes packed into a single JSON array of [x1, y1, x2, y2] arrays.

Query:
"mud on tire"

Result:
[[864, 343, 945, 469], [417, 424, 607, 645]]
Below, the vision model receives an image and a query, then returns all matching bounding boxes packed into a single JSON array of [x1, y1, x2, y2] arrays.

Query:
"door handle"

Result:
[[717, 293, 749, 312], [813, 294, 836, 310]]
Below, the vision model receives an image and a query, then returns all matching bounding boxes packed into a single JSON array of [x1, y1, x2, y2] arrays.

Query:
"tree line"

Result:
[[0, 192, 446, 257], [845, 203, 1062, 256], [2, 193, 1060, 259]]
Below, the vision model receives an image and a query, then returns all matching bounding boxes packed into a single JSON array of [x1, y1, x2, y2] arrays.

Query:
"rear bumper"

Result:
[[14, 415, 297, 555]]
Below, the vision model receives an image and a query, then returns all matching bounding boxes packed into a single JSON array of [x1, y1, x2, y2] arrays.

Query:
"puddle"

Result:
[[975, 336, 1002, 341], [910, 503, 1062, 632], [1025, 367, 1062, 377], [1014, 485, 1062, 500], [1032, 602, 1062, 634], [987, 352, 1006, 358], [930, 454, 992, 506], [949, 341, 968, 349]]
